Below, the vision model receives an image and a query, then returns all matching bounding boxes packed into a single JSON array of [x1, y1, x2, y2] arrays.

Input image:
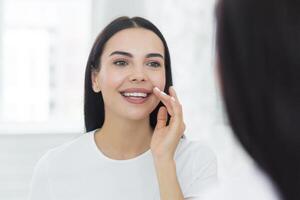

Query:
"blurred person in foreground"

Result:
[[206, 0, 300, 199]]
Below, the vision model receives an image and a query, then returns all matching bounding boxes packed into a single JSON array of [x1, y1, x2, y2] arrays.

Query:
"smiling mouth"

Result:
[[121, 92, 150, 98], [119, 90, 152, 104]]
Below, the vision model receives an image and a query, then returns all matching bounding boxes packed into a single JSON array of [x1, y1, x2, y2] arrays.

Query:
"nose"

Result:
[[129, 67, 146, 83]]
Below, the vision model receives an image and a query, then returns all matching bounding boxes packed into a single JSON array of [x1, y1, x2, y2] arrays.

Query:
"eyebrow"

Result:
[[146, 53, 164, 59], [109, 51, 164, 59], [109, 51, 133, 57]]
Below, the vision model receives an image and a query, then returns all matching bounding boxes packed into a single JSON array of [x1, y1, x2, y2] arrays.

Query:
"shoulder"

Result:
[[34, 131, 95, 169], [175, 137, 217, 167], [203, 162, 280, 200], [174, 138, 218, 196]]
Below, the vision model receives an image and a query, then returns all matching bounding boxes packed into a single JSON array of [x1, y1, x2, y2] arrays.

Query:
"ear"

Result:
[[91, 70, 101, 93]]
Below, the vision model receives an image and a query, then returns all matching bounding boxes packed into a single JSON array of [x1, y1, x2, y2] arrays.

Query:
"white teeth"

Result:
[[123, 92, 147, 97]]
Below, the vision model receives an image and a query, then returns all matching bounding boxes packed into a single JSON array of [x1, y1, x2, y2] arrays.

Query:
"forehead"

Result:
[[102, 28, 165, 57]]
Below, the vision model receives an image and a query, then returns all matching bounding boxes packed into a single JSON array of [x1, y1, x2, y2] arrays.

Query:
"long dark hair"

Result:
[[216, 0, 300, 199], [84, 16, 173, 132]]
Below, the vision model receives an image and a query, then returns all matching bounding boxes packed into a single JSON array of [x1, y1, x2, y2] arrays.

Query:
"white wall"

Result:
[[91, 0, 146, 39], [0, 0, 3, 118], [0, 134, 80, 200]]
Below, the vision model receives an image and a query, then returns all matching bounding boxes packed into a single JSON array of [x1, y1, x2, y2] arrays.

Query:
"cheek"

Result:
[[150, 72, 166, 91], [99, 69, 125, 90]]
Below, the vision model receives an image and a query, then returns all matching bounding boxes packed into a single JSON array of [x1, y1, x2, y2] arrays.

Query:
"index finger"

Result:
[[153, 87, 174, 116]]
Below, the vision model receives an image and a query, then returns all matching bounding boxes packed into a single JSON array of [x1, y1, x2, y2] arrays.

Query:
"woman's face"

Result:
[[92, 28, 166, 121]]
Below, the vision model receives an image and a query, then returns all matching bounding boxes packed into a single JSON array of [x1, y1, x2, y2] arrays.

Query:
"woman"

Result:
[[29, 17, 217, 200], [207, 0, 300, 199]]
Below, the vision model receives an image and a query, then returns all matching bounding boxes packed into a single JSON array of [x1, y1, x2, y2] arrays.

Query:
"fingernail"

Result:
[[154, 87, 160, 92], [171, 97, 176, 102], [161, 91, 167, 96]]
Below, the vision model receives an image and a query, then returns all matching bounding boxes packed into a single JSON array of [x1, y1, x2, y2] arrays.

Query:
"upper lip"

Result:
[[120, 88, 152, 94]]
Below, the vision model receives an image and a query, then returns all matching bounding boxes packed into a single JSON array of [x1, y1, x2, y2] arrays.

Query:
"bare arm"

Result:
[[153, 157, 184, 200]]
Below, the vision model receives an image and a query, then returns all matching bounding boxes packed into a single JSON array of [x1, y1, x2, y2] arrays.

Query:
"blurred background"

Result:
[[0, 0, 252, 199]]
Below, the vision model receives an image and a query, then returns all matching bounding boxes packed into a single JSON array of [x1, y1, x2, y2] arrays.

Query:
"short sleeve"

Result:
[[184, 147, 218, 199], [28, 152, 53, 200]]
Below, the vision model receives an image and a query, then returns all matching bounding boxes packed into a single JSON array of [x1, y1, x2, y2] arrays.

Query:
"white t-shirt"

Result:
[[28, 129, 217, 200], [202, 163, 280, 200], [200, 138, 281, 200]]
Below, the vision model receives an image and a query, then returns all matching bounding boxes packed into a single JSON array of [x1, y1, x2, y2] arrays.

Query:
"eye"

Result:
[[147, 61, 161, 68], [113, 60, 128, 66]]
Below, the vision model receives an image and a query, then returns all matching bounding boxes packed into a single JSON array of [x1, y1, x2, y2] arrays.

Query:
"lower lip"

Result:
[[122, 95, 150, 104]]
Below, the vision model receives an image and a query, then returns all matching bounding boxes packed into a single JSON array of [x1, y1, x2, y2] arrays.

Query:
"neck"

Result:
[[94, 112, 153, 160]]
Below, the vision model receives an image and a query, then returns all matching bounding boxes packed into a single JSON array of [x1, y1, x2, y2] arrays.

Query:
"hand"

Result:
[[150, 86, 185, 161]]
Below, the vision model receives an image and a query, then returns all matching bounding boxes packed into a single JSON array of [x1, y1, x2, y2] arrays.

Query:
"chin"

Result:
[[123, 110, 152, 121], [122, 104, 158, 121], [112, 100, 159, 121]]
